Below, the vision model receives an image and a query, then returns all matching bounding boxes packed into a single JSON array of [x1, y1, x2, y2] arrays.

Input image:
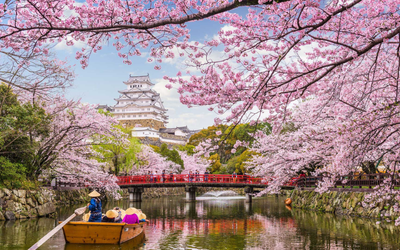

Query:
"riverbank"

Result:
[[0, 186, 251, 221], [290, 189, 400, 221], [0, 188, 91, 220]]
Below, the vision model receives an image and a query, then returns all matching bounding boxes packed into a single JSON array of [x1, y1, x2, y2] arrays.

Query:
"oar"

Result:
[[28, 206, 87, 250]]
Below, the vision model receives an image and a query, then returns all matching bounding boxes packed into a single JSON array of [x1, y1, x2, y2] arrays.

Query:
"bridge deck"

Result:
[[117, 174, 296, 189]]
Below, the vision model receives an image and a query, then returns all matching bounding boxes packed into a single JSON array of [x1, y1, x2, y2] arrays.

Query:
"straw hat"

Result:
[[138, 213, 146, 220], [88, 190, 101, 198], [105, 210, 118, 218], [125, 207, 139, 215]]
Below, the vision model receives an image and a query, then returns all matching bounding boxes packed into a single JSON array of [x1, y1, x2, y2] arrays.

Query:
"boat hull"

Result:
[[61, 221, 145, 244]]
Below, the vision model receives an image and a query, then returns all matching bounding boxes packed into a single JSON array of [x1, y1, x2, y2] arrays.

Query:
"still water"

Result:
[[1, 195, 399, 250]]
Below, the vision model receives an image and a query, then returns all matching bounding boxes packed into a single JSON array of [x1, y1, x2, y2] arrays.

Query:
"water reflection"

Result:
[[1, 196, 400, 250]]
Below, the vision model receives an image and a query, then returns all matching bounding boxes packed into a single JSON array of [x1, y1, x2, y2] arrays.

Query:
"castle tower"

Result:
[[112, 74, 168, 130]]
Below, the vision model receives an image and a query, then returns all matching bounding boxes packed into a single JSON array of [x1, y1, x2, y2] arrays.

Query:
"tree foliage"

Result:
[[92, 123, 141, 175], [151, 144, 184, 171], [189, 122, 270, 167], [0, 84, 51, 184]]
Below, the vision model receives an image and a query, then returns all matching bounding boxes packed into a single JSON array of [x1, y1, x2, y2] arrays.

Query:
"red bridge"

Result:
[[117, 173, 400, 202], [117, 174, 296, 203]]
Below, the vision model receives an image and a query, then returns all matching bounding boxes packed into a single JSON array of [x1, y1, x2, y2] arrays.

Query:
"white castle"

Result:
[[98, 74, 198, 146]]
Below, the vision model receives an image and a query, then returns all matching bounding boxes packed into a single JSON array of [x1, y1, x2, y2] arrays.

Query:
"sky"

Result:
[[55, 15, 227, 130]]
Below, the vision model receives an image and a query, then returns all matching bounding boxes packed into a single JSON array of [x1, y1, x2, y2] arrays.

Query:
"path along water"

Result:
[[1, 195, 399, 250]]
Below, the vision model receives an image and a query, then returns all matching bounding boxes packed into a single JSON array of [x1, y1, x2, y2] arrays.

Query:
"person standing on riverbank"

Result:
[[87, 190, 102, 222]]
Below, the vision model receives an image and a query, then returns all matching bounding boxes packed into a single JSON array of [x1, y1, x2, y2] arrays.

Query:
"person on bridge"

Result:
[[204, 170, 209, 182], [162, 170, 166, 183], [189, 170, 193, 182], [232, 171, 238, 183], [169, 171, 174, 182], [146, 170, 151, 183], [87, 190, 102, 222], [155, 170, 158, 183]]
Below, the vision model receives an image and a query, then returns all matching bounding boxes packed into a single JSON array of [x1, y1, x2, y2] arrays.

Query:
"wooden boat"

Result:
[[60, 221, 145, 244]]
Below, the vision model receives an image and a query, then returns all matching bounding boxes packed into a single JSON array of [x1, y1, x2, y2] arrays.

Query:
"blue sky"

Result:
[[54, 12, 230, 130]]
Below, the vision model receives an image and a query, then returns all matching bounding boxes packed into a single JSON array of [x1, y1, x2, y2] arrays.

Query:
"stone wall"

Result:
[[0, 188, 91, 221], [159, 133, 187, 140], [120, 119, 165, 130], [290, 189, 400, 220], [139, 137, 184, 148]]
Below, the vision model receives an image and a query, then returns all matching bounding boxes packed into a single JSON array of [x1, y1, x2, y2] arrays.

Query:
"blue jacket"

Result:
[[88, 198, 102, 214]]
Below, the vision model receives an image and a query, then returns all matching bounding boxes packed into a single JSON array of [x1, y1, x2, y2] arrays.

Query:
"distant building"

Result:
[[98, 74, 199, 146]]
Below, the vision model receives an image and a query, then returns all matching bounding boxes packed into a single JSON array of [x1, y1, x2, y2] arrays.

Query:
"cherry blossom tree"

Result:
[[0, 0, 398, 123], [0, 44, 74, 96], [0, 0, 399, 146], [21, 94, 124, 197], [129, 145, 180, 174], [178, 150, 210, 174], [2, 0, 400, 208]]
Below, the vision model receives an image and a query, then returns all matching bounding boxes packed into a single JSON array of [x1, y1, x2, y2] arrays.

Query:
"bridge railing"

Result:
[[116, 174, 268, 186], [116, 173, 400, 189], [295, 173, 400, 188]]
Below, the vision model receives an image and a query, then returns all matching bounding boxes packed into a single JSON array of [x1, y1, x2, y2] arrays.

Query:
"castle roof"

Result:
[[96, 105, 114, 112], [123, 74, 154, 85]]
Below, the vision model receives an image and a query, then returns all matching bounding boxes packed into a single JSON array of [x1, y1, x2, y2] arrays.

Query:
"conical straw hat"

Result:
[[106, 210, 118, 218], [125, 207, 139, 215], [88, 190, 101, 197], [138, 213, 146, 220]]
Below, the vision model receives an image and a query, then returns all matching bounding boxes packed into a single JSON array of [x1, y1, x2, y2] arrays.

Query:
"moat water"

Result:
[[1, 195, 399, 250]]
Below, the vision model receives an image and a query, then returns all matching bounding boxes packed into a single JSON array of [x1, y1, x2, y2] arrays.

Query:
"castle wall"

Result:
[[138, 137, 184, 148], [120, 119, 165, 130], [159, 133, 187, 140]]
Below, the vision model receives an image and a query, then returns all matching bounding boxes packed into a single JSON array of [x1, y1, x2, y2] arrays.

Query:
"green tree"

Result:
[[226, 149, 255, 174], [152, 143, 184, 171], [178, 144, 196, 155], [208, 153, 222, 173], [0, 83, 51, 183], [188, 122, 271, 165], [92, 124, 142, 175]]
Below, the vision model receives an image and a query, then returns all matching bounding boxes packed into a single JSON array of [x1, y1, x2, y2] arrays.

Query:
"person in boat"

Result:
[[122, 207, 140, 224], [137, 209, 148, 223], [87, 190, 102, 222], [101, 210, 119, 223], [113, 207, 123, 223]]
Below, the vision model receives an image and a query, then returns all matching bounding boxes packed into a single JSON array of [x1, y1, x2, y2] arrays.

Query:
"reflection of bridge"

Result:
[[117, 174, 295, 203]]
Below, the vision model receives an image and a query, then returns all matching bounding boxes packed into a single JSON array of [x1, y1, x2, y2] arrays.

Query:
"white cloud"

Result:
[[168, 111, 215, 129], [54, 38, 86, 52]]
